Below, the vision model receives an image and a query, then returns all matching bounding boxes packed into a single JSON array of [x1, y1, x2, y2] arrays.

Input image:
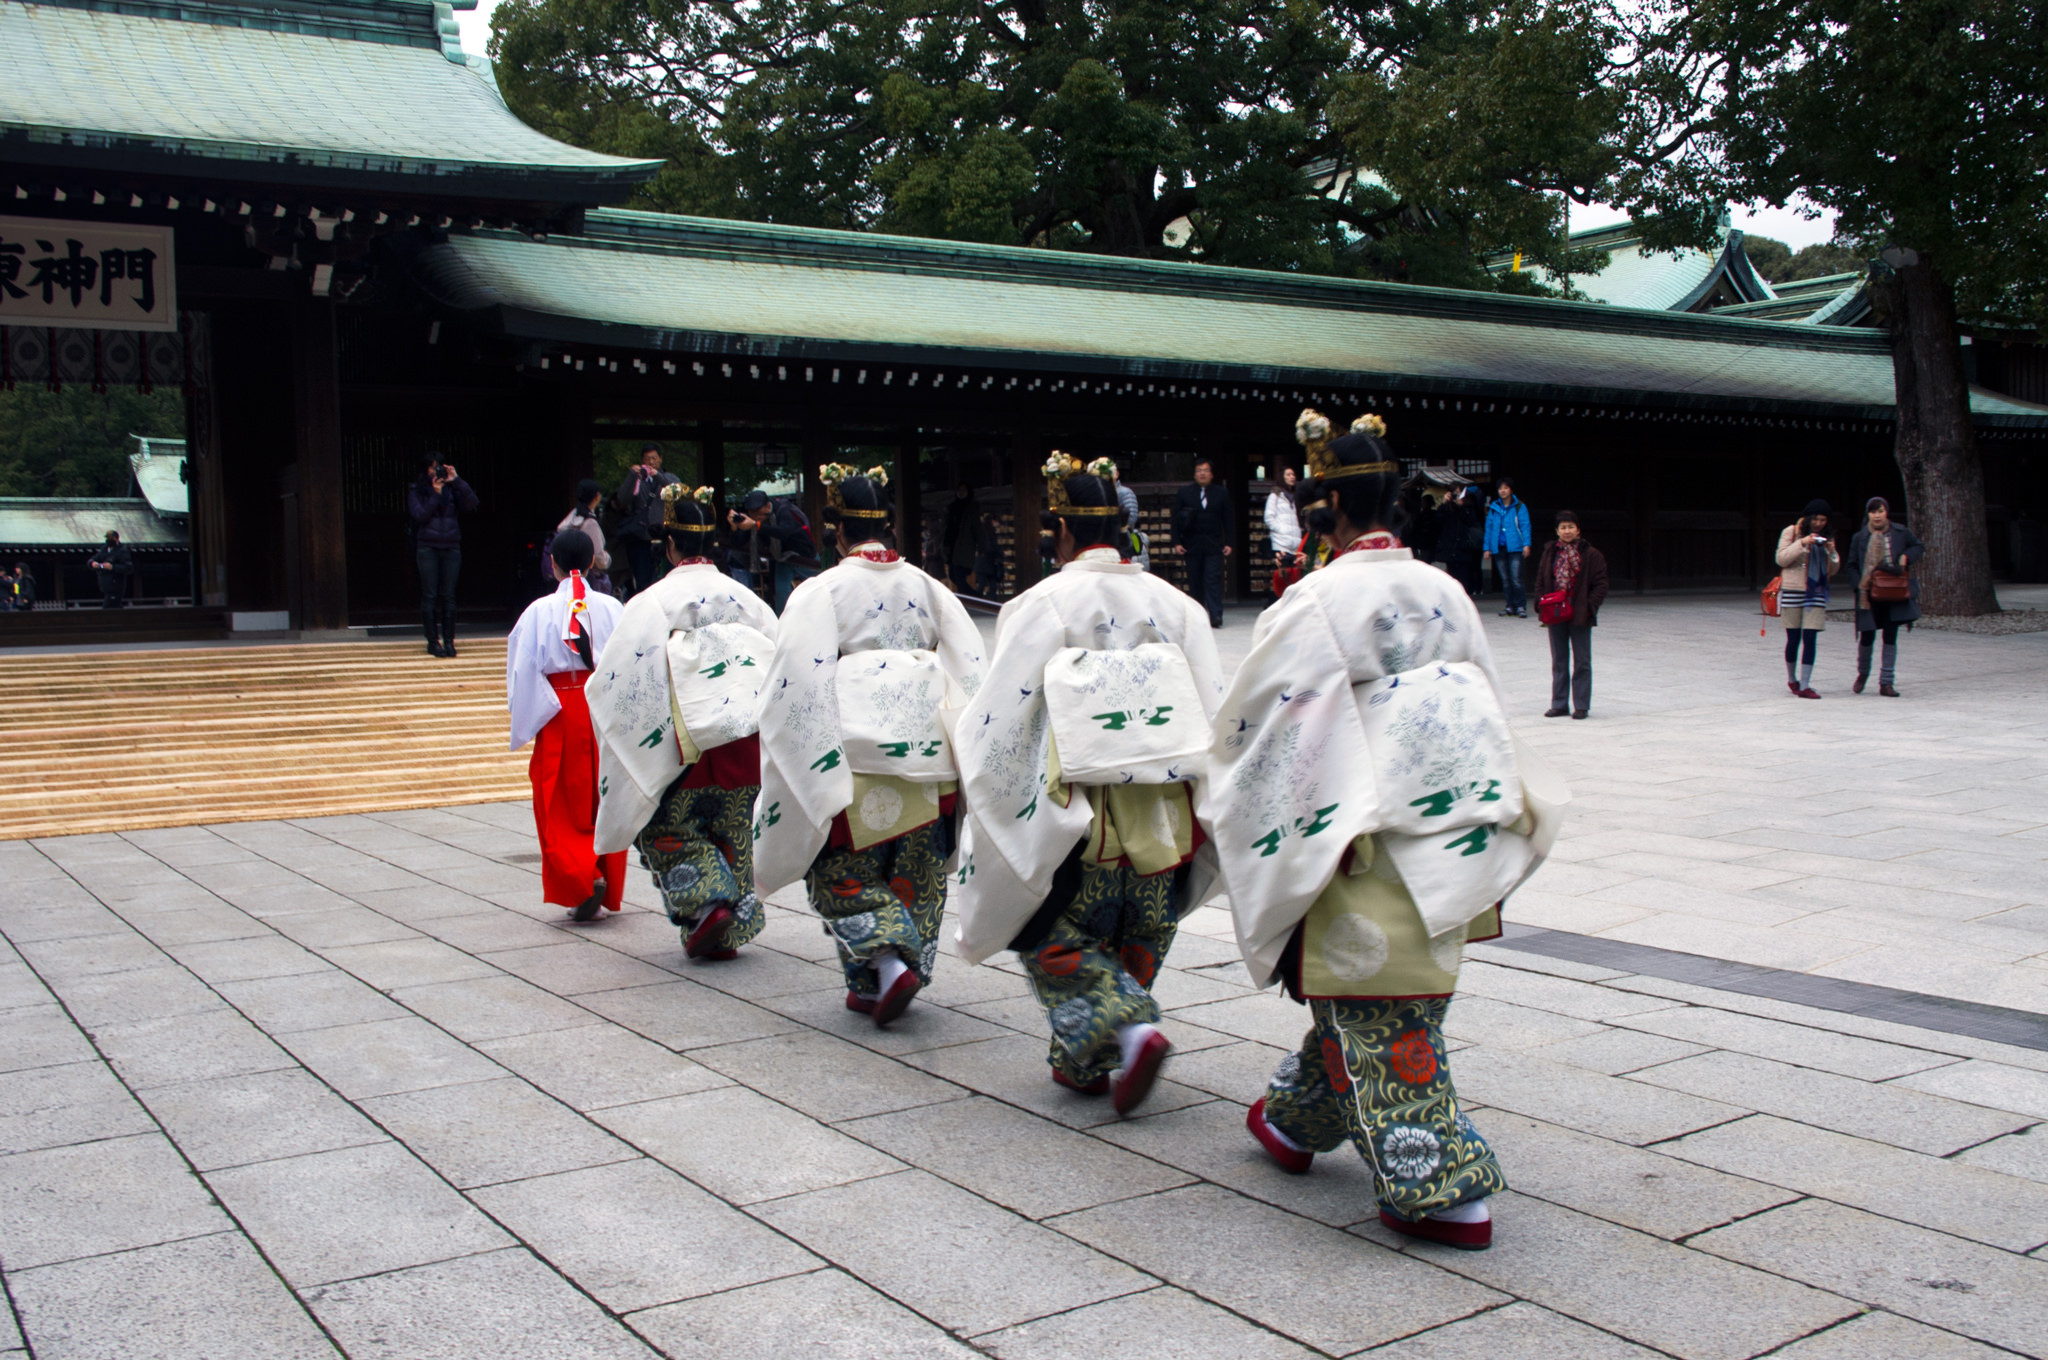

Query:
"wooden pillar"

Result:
[[1011, 422, 1043, 591], [552, 390, 593, 504], [292, 297, 347, 629], [181, 312, 230, 607], [896, 436, 920, 564], [700, 420, 725, 504], [1746, 448, 1769, 589], [801, 405, 830, 554], [1632, 457, 1656, 595], [1222, 432, 1252, 603]]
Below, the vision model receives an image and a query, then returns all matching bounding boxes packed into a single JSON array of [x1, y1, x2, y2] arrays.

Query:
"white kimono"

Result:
[[951, 548, 1226, 964], [753, 554, 988, 894], [506, 574, 624, 749], [586, 563, 780, 856], [1200, 547, 1567, 989]]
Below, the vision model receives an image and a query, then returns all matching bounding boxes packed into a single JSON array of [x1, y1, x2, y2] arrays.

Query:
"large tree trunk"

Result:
[[1869, 255, 1999, 615]]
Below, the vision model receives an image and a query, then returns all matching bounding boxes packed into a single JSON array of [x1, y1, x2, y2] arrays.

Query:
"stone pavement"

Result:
[[1, 595, 2045, 1358]]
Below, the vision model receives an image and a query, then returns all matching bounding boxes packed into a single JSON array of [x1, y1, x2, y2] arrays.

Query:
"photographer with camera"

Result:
[[409, 453, 478, 657], [728, 488, 821, 611], [612, 443, 678, 599]]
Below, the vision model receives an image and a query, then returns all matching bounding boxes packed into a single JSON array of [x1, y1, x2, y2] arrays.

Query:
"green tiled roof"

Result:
[[0, 0, 663, 201], [414, 210, 2046, 425]]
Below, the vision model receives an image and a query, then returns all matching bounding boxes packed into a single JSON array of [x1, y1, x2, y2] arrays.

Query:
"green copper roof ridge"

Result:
[[11, 0, 451, 48], [0, 123, 667, 180], [563, 212, 1891, 356]]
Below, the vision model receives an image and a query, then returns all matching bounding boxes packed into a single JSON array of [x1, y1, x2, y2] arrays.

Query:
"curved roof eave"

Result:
[[0, 0, 663, 204], [399, 227, 2048, 425]]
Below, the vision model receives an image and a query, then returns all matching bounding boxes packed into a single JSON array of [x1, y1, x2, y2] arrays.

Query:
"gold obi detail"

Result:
[[845, 774, 954, 851], [1298, 835, 1496, 999], [671, 689, 701, 766], [1049, 732, 1195, 875]]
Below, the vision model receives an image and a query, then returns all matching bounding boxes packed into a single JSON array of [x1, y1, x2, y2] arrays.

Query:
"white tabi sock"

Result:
[[1797, 662, 1814, 688], [1116, 1021, 1160, 1072], [874, 951, 912, 994], [1428, 1198, 1491, 1224]]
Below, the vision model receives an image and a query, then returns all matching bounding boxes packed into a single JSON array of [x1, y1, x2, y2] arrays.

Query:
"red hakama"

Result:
[[529, 669, 628, 911]]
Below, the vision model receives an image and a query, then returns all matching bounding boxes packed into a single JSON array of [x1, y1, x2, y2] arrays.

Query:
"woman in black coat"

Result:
[[1846, 496, 1924, 697]]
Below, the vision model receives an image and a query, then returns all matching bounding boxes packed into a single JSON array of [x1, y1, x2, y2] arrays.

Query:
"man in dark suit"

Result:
[[87, 531, 133, 609], [1172, 458, 1233, 627]]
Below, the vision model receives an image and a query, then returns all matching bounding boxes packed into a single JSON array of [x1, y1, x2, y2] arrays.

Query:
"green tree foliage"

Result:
[[0, 386, 183, 499], [1742, 236, 1865, 284], [1615, 0, 2047, 612], [487, 0, 1629, 288], [1782, 243, 1863, 283], [1743, 234, 1792, 280]]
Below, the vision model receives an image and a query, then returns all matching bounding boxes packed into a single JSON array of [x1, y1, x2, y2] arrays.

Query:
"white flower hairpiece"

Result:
[[1295, 409, 1332, 447]]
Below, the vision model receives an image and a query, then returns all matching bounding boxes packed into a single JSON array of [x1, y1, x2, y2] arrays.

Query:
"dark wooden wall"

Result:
[[200, 302, 2044, 623]]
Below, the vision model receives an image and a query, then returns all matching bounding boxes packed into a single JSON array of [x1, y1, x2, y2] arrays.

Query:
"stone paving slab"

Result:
[[755, 1170, 1157, 1335], [1052, 1183, 1505, 1354], [5, 599, 2048, 1356], [7, 1231, 340, 1360], [625, 1268, 985, 1360]]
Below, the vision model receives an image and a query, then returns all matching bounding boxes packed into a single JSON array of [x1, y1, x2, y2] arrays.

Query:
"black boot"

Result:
[[438, 610, 458, 659], [422, 616, 444, 657]]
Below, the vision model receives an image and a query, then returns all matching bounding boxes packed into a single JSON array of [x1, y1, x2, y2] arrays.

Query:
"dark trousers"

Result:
[[1548, 623, 1591, 713], [1185, 546, 1224, 626], [622, 537, 659, 600], [96, 575, 126, 608], [416, 546, 461, 646]]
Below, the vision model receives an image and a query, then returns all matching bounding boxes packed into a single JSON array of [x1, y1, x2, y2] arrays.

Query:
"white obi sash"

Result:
[[836, 647, 958, 782], [1356, 661, 1525, 835], [667, 622, 774, 758], [1042, 642, 1208, 786]]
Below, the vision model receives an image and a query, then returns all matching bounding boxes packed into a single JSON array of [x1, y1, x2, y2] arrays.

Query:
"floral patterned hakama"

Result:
[[1262, 996, 1505, 1220], [1019, 856, 1184, 1086], [636, 763, 765, 953], [806, 819, 950, 999]]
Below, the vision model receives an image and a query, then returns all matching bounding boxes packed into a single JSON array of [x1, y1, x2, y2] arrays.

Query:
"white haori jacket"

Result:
[[586, 563, 780, 855], [753, 553, 988, 894], [1200, 546, 1567, 989], [951, 548, 1226, 965], [506, 573, 624, 749]]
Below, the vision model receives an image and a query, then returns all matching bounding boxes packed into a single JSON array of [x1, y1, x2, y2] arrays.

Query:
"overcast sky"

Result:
[[458, 2, 1839, 250]]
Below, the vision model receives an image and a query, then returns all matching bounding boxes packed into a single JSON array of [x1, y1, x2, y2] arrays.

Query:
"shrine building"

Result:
[[4, 0, 2045, 640]]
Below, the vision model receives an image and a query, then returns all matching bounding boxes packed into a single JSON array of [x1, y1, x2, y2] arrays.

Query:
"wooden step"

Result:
[[1, 640, 537, 841]]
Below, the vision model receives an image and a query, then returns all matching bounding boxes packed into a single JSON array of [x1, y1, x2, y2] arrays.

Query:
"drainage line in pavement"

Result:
[[1488, 924, 2048, 1052]]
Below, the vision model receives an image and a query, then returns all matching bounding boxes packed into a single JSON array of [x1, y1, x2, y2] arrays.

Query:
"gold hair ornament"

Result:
[[1042, 451, 1121, 516], [661, 482, 718, 532], [1297, 407, 1395, 481], [819, 462, 892, 518]]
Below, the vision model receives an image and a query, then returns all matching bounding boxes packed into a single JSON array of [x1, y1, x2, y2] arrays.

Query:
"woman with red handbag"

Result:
[[1847, 496, 1924, 697], [1533, 512, 1609, 719]]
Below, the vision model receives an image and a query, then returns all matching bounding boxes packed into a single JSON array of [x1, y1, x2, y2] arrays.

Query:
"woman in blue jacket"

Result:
[[1482, 479, 1532, 617]]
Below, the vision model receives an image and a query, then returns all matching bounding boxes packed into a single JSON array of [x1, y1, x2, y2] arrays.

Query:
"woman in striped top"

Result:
[[1775, 500, 1841, 699]]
